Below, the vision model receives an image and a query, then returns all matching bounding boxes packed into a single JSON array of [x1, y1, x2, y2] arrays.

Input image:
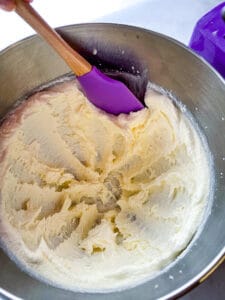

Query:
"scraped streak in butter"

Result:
[[0, 80, 210, 292]]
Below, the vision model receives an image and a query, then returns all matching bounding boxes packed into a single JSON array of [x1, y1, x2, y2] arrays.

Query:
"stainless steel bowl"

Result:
[[0, 23, 225, 300]]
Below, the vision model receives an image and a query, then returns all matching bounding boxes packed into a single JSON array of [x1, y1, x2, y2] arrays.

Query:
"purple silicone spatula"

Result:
[[14, 0, 144, 115]]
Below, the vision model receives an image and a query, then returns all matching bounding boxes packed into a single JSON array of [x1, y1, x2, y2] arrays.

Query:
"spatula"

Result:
[[15, 0, 144, 115]]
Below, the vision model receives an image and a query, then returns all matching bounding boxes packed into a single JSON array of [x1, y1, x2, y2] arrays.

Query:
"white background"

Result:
[[0, 0, 223, 51]]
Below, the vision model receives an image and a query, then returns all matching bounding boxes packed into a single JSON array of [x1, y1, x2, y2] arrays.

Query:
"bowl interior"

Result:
[[0, 24, 225, 300]]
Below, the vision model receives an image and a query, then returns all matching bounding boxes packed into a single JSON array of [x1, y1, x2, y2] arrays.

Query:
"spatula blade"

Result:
[[77, 66, 144, 115]]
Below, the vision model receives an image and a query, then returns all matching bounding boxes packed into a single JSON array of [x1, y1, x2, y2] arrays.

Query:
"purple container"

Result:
[[189, 2, 225, 78]]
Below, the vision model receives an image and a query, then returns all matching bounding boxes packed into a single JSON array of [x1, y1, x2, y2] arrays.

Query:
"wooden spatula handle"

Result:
[[15, 0, 92, 76]]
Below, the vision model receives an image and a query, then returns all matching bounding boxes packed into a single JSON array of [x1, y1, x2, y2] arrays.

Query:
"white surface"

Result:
[[0, 0, 223, 51]]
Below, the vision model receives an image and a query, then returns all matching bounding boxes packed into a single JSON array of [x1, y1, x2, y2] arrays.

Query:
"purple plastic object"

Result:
[[77, 66, 144, 115], [189, 2, 225, 78]]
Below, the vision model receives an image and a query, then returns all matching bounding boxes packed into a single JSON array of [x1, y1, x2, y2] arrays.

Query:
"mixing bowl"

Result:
[[0, 23, 225, 300]]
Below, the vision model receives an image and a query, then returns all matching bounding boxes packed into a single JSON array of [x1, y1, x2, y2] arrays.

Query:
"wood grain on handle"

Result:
[[15, 0, 92, 76]]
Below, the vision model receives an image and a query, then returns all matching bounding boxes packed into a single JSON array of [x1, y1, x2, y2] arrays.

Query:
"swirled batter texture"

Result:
[[0, 80, 210, 291]]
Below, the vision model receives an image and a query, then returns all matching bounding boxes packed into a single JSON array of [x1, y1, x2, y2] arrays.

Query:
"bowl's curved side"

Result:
[[0, 23, 225, 300]]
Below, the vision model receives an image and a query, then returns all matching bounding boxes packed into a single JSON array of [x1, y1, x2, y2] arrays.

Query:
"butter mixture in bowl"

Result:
[[0, 79, 210, 292]]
